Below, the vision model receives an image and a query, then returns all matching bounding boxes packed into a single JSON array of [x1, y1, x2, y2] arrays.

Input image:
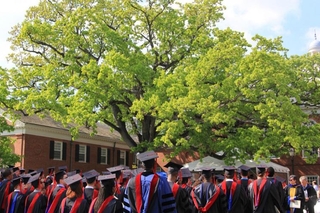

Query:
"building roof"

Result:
[[308, 39, 320, 54]]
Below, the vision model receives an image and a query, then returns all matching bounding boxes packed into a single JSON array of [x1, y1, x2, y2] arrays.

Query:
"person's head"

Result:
[[313, 180, 317, 186], [266, 167, 275, 177], [55, 171, 67, 186], [289, 175, 297, 185], [3, 169, 13, 180], [164, 162, 183, 180], [28, 172, 41, 189], [65, 174, 83, 198], [238, 165, 250, 177], [94, 174, 116, 213], [299, 176, 308, 186], [83, 170, 99, 186], [256, 166, 266, 178], [200, 167, 214, 182], [180, 168, 192, 185], [224, 166, 236, 179], [137, 151, 159, 172]]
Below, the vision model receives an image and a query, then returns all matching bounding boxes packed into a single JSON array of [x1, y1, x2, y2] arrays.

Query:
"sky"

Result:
[[0, 0, 319, 68]]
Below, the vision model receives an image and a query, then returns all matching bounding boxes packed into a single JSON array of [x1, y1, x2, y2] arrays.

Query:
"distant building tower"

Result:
[[308, 32, 320, 54]]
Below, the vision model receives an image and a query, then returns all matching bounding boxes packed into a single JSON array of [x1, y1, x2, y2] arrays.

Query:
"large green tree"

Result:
[[3, 0, 320, 163]]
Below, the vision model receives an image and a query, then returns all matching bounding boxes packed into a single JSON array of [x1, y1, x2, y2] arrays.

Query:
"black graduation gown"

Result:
[[169, 182, 192, 213], [181, 184, 193, 208], [248, 178, 283, 213], [48, 185, 66, 213], [302, 184, 317, 213], [25, 190, 47, 213], [221, 180, 248, 213], [284, 184, 305, 213], [237, 179, 252, 213], [96, 198, 123, 213], [84, 187, 94, 205], [192, 182, 228, 213], [60, 197, 88, 213], [0, 179, 13, 212], [267, 177, 285, 212], [6, 190, 26, 213]]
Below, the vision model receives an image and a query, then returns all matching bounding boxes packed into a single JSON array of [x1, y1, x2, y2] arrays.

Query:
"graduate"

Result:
[[83, 170, 100, 206], [6, 176, 26, 213], [266, 167, 285, 212], [46, 170, 67, 213], [248, 165, 283, 213], [59, 174, 88, 213], [123, 150, 177, 213], [220, 166, 248, 213], [0, 169, 13, 213], [89, 174, 123, 213], [25, 172, 47, 213], [191, 167, 227, 213], [165, 162, 192, 213], [106, 165, 124, 198]]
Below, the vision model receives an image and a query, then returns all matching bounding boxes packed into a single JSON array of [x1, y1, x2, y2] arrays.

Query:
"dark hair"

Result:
[[289, 175, 297, 181], [2, 169, 12, 178], [142, 159, 155, 170], [94, 179, 115, 213], [181, 177, 189, 184], [32, 179, 40, 189], [267, 167, 275, 177], [241, 170, 248, 176], [69, 182, 83, 198]]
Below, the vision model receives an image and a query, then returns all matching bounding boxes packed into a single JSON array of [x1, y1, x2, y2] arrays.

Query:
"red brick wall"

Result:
[[14, 134, 134, 175]]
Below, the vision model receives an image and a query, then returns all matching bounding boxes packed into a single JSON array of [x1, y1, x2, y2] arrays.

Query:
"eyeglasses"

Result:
[[289, 179, 294, 181]]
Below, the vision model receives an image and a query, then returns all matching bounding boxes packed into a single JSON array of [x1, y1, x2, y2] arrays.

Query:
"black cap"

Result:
[[27, 173, 40, 184], [8, 165, 14, 169], [58, 166, 67, 172], [107, 166, 124, 173], [28, 169, 35, 174], [196, 167, 214, 176], [13, 167, 19, 172], [20, 169, 25, 174], [64, 174, 82, 186], [256, 165, 267, 174], [36, 168, 44, 176], [67, 171, 76, 177], [136, 151, 158, 162], [83, 170, 99, 181], [238, 165, 251, 172], [29, 171, 38, 176], [11, 177, 21, 187], [21, 174, 31, 184], [102, 171, 111, 175], [215, 174, 225, 182], [224, 166, 236, 176], [180, 167, 192, 178], [164, 162, 183, 174]]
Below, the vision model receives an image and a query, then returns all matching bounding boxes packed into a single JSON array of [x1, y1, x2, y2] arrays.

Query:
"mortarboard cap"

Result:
[[76, 169, 81, 174], [13, 167, 19, 172], [107, 166, 124, 173], [122, 170, 133, 179], [224, 166, 236, 176], [29, 171, 38, 176], [11, 177, 21, 187], [64, 174, 82, 186], [83, 170, 99, 180], [136, 151, 158, 162], [180, 167, 192, 178], [21, 174, 31, 184], [67, 171, 77, 177], [27, 172, 40, 184], [196, 167, 214, 176], [238, 165, 251, 172], [98, 174, 116, 181], [102, 171, 111, 175], [256, 165, 267, 174], [36, 168, 44, 175], [164, 162, 183, 174], [8, 165, 14, 169], [55, 170, 66, 180], [20, 168, 25, 174], [28, 169, 35, 174], [215, 174, 225, 182], [58, 166, 68, 172]]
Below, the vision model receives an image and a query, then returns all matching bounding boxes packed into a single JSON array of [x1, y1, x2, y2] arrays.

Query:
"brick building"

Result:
[[2, 111, 136, 174]]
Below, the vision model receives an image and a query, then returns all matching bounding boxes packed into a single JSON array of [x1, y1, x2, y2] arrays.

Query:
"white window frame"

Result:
[[306, 175, 319, 185], [302, 147, 320, 158], [78, 145, 87, 163], [119, 150, 126, 166], [54, 141, 63, 160], [100, 148, 108, 164]]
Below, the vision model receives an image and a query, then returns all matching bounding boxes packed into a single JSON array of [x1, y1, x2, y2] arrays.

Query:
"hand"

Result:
[[305, 197, 309, 202], [290, 197, 295, 201]]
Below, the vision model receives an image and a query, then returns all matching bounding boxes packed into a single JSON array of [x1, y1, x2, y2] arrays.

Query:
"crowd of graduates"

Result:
[[0, 150, 318, 213]]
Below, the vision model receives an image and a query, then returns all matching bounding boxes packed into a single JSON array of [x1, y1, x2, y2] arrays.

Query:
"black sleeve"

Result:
[[177, 188, 192, 213], [115, 200, 124, 213]]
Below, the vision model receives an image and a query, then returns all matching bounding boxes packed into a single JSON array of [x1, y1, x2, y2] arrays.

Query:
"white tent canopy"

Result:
[[184, 156, 290, 174]]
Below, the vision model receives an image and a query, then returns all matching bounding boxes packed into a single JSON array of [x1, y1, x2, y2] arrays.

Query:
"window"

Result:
[[97, 147, 110, 165], [120, 150, 126, 165], [78, 145, 86, 162], [306, 175, 319, 184], [101, 148, 108, 164], [75, 144, 90, 163], [302, 147, 320, 158], [54, 141, 62, 160], [49, 141, 66, 160]]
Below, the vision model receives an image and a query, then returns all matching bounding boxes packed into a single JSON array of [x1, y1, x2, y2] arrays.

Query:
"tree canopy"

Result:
[[3, 0, 320, 163]]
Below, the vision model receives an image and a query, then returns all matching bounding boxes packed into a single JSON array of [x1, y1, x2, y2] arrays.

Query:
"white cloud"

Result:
[[218, 0, 300, 37]]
